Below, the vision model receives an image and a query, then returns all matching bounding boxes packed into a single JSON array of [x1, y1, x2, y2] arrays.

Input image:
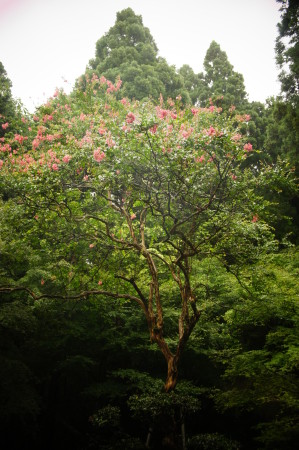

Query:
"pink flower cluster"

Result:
[[156, 107, 177, 120], [235, 114, 251, 122], [14, 134, 28, 145], [106, 78, 122, 94], [105, 135, 115, 147], [126, 112, 135, 124], [180, 124, 194, 139], [80, 130, 93, 148], [93, 148, 105, 162], [62, 154, 72, 163], [243, 143, 253, 152], [0, 143, 12, 153], [195, 155, 205, 163], [42, 114, 53, 123], [231, 134, 242, 142]]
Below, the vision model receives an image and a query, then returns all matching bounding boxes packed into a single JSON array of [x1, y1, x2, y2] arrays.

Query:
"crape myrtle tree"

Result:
[[0, 74, 289, 393]]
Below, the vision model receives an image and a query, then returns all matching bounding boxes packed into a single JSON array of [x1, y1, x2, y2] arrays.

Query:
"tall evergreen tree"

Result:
[[0, 61, 16, 137], [197, 41, 248, 108], [275, 0, 299, 104], [82, 8, 189, 102]]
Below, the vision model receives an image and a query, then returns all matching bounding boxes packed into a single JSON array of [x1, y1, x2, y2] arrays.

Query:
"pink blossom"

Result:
[[0, 160, 3, 169], [91, 73, 99, 82], [41, 279, 45, 285], [83, 175, 89, 181], [62, 154, 72, 163], [105, 137, 115, 148], [244, 143, 253, 152], [98, 280, 103, 285], [115, 78, 122, 90], [93, 148, 105, 162], [191, 108, 199, 115], [33, 115, 39, 122], [80, 113, 86, 121], [149, 124, 158, 134], [157, 108, 168, 119], [195, 155, 205, 163], [231, 134, 242, 142], [98, 127, 106, 135], [89, 243, 95, 248], [14, 134, 26, 144], [1, 122, 9, 129], [252, 215, 259, 223], [126, 112, 135, 123], [231, 174, 237, 180], [43, 114, 53, 123], [34, 215, 39, 220], [106, 80, 116, 93], [131, 213, 136, 220], [52, 163, 59, 171], [208, 127, 216, 136], [116, 170, 120, 175], [235, 114, 251, 123]]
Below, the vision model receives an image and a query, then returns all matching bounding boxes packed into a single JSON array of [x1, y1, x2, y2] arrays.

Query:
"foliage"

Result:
[[0, 7, 298, 448], [197, 41, 248, 109], [0, 61, 19, 137], [83, 8, 189, 102], [187, 433, 240, 450], [214, 248, 299, 448], [0, 72, 290, 395], [275, 0, 299, 104]]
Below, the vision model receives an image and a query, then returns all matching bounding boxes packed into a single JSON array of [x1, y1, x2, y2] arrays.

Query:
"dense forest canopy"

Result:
[[0, 2, 298, 450]]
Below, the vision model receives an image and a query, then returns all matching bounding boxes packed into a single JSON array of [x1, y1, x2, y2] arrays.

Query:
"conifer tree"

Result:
[[83, 8, 189, 102], [197, 41, 248, 108], [275, 0, 299, 104], [0, 61, 16, 137]]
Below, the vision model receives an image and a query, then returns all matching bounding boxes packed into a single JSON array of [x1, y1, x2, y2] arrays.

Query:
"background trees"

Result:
[[195, 40, 248, 109], [0, 61, 18, 137], [85, 8, 189, 103]]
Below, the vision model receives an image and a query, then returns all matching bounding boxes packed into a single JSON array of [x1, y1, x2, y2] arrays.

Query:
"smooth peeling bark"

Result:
[[164, 355, 179, 393]]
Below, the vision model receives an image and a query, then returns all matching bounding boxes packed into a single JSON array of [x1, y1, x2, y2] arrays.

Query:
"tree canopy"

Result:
[[0, 61, 17, 137], [84, 8, 189, 102]]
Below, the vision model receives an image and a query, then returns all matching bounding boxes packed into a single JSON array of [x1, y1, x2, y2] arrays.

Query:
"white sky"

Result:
[[0, 0, 281, 112]]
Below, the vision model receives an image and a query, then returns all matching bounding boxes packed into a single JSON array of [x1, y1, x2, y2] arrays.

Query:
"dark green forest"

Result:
[[0, 2, 298, 449]]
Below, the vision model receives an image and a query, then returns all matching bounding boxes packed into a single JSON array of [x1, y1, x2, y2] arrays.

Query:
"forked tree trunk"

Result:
[[164, 355, 179, 393]]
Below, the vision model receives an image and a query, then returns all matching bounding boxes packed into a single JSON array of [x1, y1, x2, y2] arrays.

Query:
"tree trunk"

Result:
[[164, 356, 179, 393]]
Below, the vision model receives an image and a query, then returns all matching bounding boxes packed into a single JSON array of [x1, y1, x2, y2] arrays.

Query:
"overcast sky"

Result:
[[0, 0, 281, 112]]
